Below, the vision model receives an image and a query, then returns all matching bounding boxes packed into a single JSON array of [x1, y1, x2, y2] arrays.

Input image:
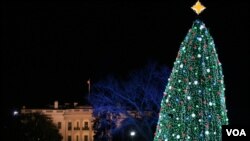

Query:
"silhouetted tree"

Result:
[[88, 61, 170, 141], [8, 112, 62, 141], [92, 111, 117, 141]]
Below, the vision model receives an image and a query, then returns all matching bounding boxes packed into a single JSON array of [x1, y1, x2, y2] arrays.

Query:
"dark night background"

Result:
[[1, 0, 249, 128]]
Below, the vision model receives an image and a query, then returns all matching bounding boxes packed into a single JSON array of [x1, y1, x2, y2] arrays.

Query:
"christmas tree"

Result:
[[153, 20, 229, 141]]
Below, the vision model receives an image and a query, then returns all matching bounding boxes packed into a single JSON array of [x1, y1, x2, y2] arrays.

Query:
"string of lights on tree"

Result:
[[154, 1, 228, 140]]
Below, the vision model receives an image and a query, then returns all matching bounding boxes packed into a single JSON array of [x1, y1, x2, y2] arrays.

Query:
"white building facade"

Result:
[[21, 101, 94, 141]]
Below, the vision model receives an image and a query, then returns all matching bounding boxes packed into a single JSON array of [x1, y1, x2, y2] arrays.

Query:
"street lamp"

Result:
[[13, 110, 19, 116], [130, 131, 136, 141]]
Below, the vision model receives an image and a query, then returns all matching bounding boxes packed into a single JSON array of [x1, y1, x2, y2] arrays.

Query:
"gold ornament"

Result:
[[191, 0, 206, 15]]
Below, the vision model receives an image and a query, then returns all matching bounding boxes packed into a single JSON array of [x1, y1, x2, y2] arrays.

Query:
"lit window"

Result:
[[58, 122, 62, 129], [84, 135, 88, 141], [68, 122, 72, 130], [68, 135, 72, 141], [76, 135, 79, 141], [84, 122, 88, 128]]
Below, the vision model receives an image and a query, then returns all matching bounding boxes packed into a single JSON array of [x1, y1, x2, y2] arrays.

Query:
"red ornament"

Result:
[[194, 45, 197, 49], [205, 124, 209, 128], [191, 56, 195, 60], [189, 67, 193, 71], [184, 59, 187, 63], [204, 44, 207, 48], [177, 53, 180, 58], [163, 92, 167, 96], [217, 115, 221, 119], [183, 89, 188, 93]]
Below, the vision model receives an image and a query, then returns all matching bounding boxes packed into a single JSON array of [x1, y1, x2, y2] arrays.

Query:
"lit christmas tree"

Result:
[[153, 15, 229, 141]]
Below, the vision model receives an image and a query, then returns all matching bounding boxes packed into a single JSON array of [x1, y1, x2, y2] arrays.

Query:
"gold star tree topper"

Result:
[[191, 0, 206, 15]]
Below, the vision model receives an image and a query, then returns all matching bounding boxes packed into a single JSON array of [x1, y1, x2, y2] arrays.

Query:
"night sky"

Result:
[[1, 0, 249, 126]]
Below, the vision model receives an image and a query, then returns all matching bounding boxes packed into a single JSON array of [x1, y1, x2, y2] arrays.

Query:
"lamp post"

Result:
[[13, 110, 19, 116], [130, 131, 136, 141]]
